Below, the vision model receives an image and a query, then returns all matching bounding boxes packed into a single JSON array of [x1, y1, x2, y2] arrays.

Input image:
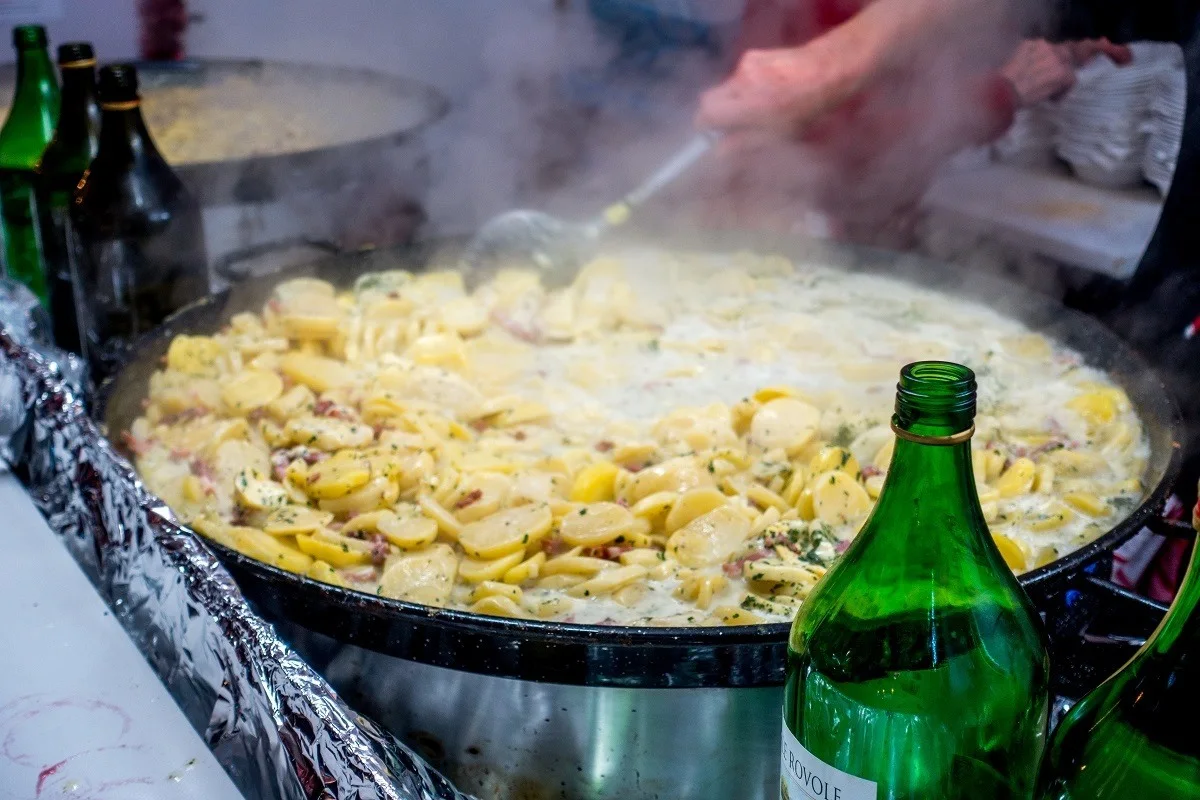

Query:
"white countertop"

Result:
[[922, 162, 1165, 279], [0, 474, 244, 800]]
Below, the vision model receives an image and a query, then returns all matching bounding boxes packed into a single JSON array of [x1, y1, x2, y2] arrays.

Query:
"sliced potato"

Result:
[[234, 470, 291, 511], [458, 504, 554, 560], [285, 416, 374, 451], [229, 526, 313, 574], [541, 554, 618, 577], [295, 533, 373, 568], [305, 454, 372, 500], [567, 565, 648, 598], [378, 544, 459, 606], [569, 461, 620, 503], [808, 446, 860, 479], [305, 560, 346, 588], [997, 458, 1036, 498], [811, 470, 871, 526], [166, 335, 223, 377], [453, 472, 513, 523], [559, 502, 636, 548], [263, 506, 333, 536], [749, 398, 820, 455], [378, 514, 439, 550], [467, 581, 523, 604], [468, 595, 531, 619], [663, 488, 727, 534], [458, 549, 526, 583], [280, 352, 354, 393], [992, 533, 1027, 571], [666, 506, 752, 568], [267, 384, 316, 421], [502, 551, 547, 584], [318, 476, 398, 515], [221, 370, 284, 415]]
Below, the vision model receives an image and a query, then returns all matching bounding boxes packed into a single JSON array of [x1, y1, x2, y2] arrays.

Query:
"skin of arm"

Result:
[[697, 0, 1021, 132]]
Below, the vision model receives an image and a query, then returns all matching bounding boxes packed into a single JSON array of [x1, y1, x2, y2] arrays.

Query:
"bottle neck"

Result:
[[1149, 542, 1200, 658], [9, 45, 58, 141], [869, 433, 991, 552], [55, 66, 99, 153], [96, 103, 162, 165]]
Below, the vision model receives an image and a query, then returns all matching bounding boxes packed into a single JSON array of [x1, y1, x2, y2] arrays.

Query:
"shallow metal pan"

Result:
[[97, 233, 1182, 689]]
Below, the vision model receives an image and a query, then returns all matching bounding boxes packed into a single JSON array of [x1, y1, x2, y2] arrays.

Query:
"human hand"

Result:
[[696, 40, 866, 135], [1000, 38, 1133, 107]]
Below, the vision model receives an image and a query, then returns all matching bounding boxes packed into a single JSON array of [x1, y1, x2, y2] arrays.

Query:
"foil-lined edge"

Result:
[[0, 328, 473, 800]]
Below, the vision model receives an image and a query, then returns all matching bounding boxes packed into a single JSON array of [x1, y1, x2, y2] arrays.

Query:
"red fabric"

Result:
[[139, 0, 189, 62]]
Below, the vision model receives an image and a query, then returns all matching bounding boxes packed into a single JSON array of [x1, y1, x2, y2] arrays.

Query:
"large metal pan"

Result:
[[98, 234, 1182, 800], [0, 58, 449, 206]]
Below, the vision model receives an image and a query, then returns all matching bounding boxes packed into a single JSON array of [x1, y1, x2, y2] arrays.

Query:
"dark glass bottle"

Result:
[[36, 42, 100, 355], [0, 25, 59, 305], [72, 64, 208, 381], [782, 362, 1050, 800], [1037, 540, 1200, 798]]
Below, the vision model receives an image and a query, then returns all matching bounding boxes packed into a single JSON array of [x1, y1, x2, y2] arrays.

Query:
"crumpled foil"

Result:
[[0, 325, 473, 800]]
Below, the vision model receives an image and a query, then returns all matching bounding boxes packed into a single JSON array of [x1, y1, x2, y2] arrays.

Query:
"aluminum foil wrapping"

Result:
[[0, 326, 474, 800]]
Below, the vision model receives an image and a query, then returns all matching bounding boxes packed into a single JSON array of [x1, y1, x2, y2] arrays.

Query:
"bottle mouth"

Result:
[[13, 25, 47, 49], [98, 64, 140, 107], [58, 42, 95, 67], [894, 361, 977, 429]]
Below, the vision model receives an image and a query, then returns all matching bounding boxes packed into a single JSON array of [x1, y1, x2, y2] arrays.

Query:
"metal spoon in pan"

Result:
[[462, 130, 721, 282]]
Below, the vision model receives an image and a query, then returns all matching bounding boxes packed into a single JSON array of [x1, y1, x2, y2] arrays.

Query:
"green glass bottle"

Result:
[[1036, 540, 1200, 798], [0, 25, 59, 304], [782, 362, 1050, 800], [36, 42, 99, 355]]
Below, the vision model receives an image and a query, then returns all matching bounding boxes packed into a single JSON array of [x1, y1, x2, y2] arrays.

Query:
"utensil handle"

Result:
[[594, 131, 721, 231]]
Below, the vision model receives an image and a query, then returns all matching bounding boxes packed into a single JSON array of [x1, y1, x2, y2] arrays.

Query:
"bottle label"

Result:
[[781, 717, 878, 800]]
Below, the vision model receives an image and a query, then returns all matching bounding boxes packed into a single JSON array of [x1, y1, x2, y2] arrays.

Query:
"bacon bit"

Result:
[[140, 398, 150, 410], [328, 521, 344, 532], [491, 310, 541, 343], [604, 543, 634, 561], [247, 408, 267, 424], [343, 566, 377, 583], [835, 540, 851, 554], [272, 461, 288, 482], [387, 291, 401, 299], [469, 419, 490, 433], [266, 298, 283, 314], [308, 471, 321, 483], [189, 459, 216, 482], [626, 463, 645, 473], [594, 440, 614, 453], [369, 534, 390, 566], [513, 430, 527, 441], [724, 548, 771, 578], [861, 465, 881, 478], [313, 399, 336, 416], [455, 489, 484, 509], [616, 498, 630, 508], [169, 446, 191, 461], [120, 431, 151, 456], [303, 451, 327, 465], [160, 408, 205, 426], [541, 537, 571, 557]]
